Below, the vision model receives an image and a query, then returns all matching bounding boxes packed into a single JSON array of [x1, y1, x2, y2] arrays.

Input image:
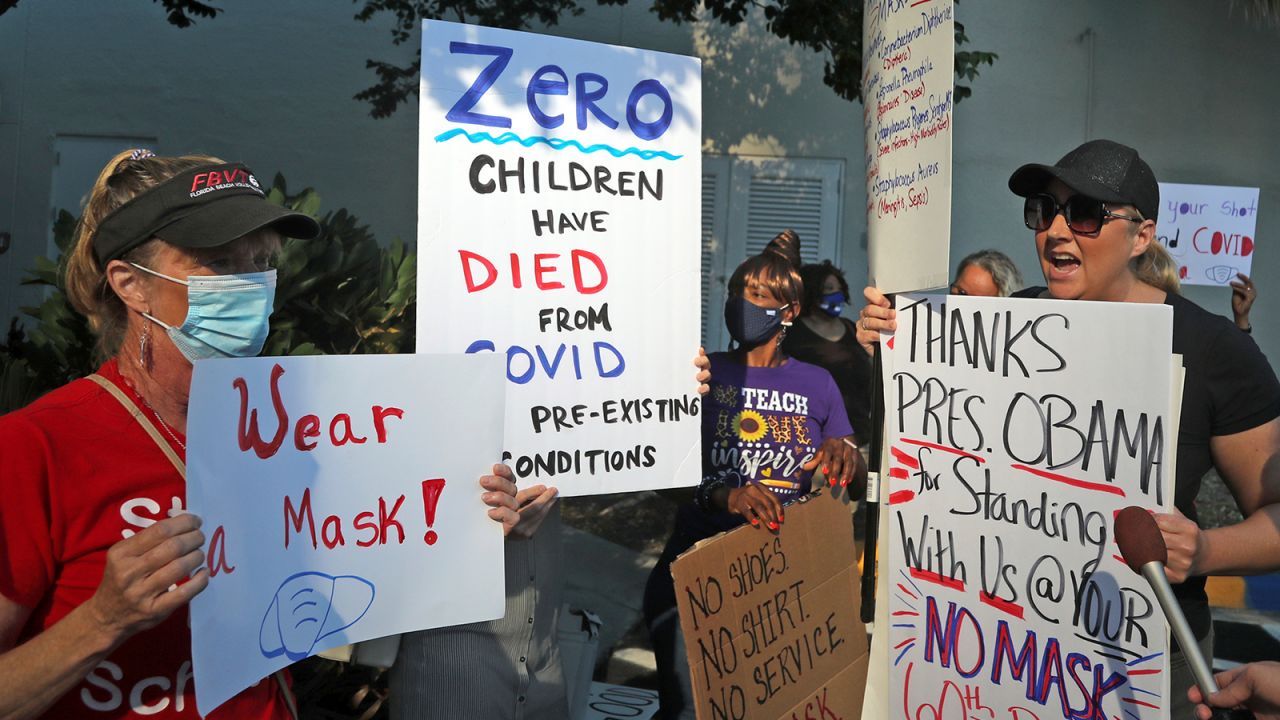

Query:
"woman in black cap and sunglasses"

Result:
[[0, 150, 522, 720], [858, 139, 1280, 718]]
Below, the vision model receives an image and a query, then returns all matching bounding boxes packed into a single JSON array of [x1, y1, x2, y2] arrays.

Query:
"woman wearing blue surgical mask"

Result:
[[0, 150, 522, 720], [782, 260, 872, 443], [643, 230, 863, 720]]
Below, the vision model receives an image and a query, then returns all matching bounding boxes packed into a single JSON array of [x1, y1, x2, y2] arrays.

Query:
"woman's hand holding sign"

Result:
[[857, 286, 896, 356], [481, 463, 527, 537], [694, 347, 711, 395], [508, 484, 560, 540], [89, 513, 209, 640], [1152, 504, 1208, 584], [1154, 508, 1205, 583], [727, 485, 784, 531]]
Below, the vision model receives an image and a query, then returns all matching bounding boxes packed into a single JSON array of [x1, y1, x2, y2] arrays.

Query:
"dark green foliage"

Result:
[[261, 175, 416, 357], [953, 20, 998, 102], [155, 0, 222, 27], [0, 211, 97, 413], [0, 176, 416, 414], [351, 0, 586, 117], [352, 0, 998, 117]]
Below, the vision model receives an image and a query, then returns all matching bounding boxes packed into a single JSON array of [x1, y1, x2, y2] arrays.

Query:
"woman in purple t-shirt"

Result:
[[642, 230, 861, 720]]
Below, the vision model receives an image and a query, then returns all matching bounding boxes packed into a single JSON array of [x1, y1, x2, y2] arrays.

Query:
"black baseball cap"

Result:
[[1008, 139, 1159, 222], [94, 162, 321, 266]]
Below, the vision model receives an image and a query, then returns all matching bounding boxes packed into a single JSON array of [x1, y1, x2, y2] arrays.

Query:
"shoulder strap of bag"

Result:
[[86, 374, 300, 720], [87, 373, 185, 476]]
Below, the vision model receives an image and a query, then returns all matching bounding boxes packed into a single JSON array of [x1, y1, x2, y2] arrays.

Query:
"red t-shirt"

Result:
[[0, 360, 291, 719]]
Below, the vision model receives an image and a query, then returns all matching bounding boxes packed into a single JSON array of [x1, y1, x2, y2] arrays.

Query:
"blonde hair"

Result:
[[1132, 239, 1181, 295], [65, 149, 224, 358]]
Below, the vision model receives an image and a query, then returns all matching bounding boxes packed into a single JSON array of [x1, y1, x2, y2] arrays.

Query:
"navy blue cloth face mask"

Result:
[[817, 291, 846, 317], [725, 297, 790, 349]]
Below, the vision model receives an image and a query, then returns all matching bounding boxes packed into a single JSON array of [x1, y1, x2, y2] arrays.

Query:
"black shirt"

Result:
[[782, 316, 873, 442], [1016, 287, 1280, 638]]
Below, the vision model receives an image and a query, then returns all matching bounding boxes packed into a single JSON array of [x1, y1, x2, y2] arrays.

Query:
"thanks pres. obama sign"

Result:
[[417, 21, 702, 496], [186, 354, 506, 716], [881, 296, 1175, 720]]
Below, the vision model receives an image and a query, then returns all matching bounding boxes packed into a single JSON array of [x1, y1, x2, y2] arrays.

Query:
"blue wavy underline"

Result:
[[434, 128, 682, 161]]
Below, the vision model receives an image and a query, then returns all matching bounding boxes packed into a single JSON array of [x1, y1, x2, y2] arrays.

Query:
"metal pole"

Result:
[[859, 295, 891, 625]]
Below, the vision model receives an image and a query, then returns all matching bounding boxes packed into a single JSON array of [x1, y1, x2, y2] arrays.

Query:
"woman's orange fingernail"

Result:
[[751, 518, 759, 526], [768, 521, 778, 530], [829, 477, 837, 488]]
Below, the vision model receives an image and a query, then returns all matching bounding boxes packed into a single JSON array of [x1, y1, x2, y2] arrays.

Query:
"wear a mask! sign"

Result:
[[186, 354, 506, 715], [880, 295, 1176, 720], [416, 20, 702, 496], [1155, 182, 1260, 286]]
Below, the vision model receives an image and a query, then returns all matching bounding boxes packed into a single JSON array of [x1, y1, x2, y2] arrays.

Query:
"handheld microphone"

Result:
[[1114, 506, 1254, 720]]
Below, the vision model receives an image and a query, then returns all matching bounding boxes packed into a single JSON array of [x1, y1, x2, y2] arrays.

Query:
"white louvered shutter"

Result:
[[734, 158, 843, 263], [706, 157, 843, 351]]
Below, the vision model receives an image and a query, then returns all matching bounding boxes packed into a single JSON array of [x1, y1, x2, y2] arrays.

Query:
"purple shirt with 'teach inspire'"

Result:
[[701, 352, 853, 504]]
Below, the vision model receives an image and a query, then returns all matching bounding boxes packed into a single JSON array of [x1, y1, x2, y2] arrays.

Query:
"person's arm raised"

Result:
[[0, 514, 207, 720], [1231, 272, 1257, 332]]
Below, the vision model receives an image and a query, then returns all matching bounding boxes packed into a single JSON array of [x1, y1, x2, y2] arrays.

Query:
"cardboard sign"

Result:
[[416, 20, 702, 496], [672, 490, 869, 720], [1156, 182, 1260, 286], [186, 354, 507, 715], [862, 0, 955, 293], [882, 295, 1176, 720]]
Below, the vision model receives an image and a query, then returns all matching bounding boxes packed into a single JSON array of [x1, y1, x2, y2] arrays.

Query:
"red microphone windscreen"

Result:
[[1114, 506, 1168, 573]]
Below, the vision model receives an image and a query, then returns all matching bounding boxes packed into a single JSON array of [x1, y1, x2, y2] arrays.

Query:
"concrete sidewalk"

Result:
[[561, 524, 659, 682]]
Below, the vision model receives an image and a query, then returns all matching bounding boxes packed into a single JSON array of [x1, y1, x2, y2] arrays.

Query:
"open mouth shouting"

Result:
[[1046, 251, 1081, 278]]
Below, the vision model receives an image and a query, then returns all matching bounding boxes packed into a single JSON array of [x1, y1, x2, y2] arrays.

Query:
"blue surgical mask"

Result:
[[132, 263, 276, 362], [725, 298, 790, 349], [817, 291, 847, 317]]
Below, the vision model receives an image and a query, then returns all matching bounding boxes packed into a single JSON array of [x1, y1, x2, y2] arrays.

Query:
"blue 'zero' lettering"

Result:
[[445, 42, 514, 128], [444, 42, 675, 141]]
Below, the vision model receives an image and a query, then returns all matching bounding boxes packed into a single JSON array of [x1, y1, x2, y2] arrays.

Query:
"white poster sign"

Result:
[[187, 354, 506, 715], [583, 683, 660, 720], [1156, 182, 1260, 286], [883, 295, 1175, 720], [862, 0, 954, 293], [417, 20, 702, 496]]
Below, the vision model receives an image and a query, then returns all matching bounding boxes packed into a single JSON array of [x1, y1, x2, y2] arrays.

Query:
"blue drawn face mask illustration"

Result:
[[817, 291, 847, 317], [259, 571, 376, 661], [724, 297, 789, 349], [132, 263, 276, 362]]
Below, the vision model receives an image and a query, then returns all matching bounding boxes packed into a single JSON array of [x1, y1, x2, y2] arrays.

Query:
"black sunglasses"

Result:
[[1023, 193, 1144, 234]]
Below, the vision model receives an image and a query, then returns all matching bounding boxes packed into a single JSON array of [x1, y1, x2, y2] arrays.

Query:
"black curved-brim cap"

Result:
[[1008, 139, 1160, 222]]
